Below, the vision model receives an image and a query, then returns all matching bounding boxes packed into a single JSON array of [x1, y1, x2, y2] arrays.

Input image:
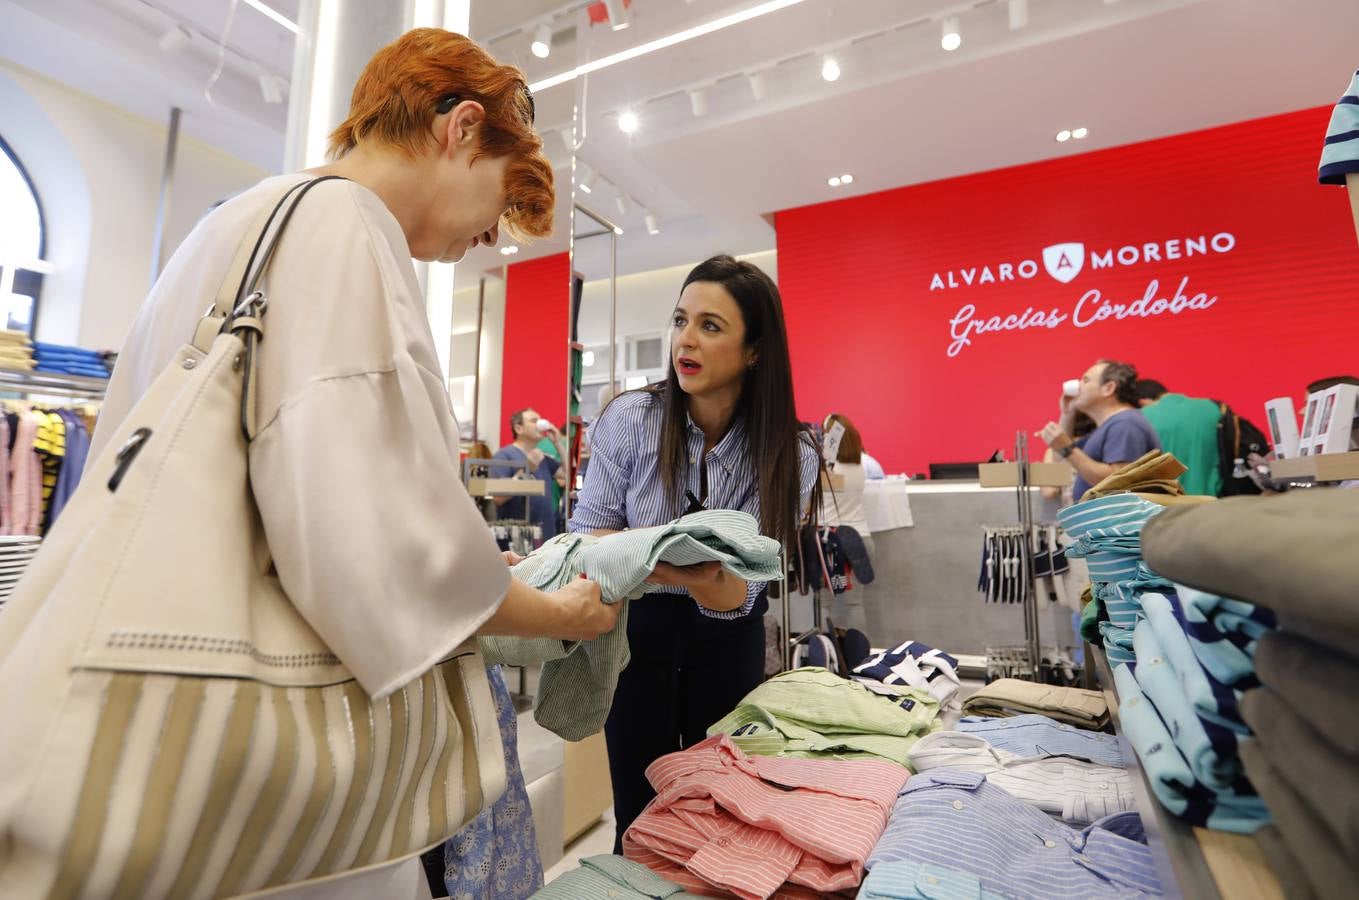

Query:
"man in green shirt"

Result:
[[1136, 380, 1223, 496]]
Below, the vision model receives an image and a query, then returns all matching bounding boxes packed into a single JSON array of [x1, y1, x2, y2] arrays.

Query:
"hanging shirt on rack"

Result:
[[32, 410, 65, 532]]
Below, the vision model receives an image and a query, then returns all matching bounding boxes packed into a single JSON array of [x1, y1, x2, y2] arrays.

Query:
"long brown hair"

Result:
[[644, 255, 821, 551], [823, 413, 863, 465]]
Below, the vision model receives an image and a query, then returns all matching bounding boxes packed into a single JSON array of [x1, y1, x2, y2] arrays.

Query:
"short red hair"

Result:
[[329, 28, 554, 240]]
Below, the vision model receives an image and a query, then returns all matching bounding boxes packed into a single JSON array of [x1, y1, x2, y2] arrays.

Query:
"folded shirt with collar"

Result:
[[852, 639, 962, 708], [1114, 662, 1270, 834], [907, 731, 1135, 824], [1253, 630, 1359, 759], [867, 770, 1162, 899], [1083, 449, 1188, 500], [480, 509, 782, 741], [957, 714, 1125, 767], [531, 854, 705, 899], [859, 860, 1008, 900], [1240, 686, 1359, 860], [624, 733, 909, 900], [708, 666, 940, 765], [960, 678, 1109, 731]]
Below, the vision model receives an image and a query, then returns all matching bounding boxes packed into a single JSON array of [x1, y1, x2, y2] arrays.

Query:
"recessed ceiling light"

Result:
[[1056, 130, 1072, 142], [530, 23, 552, 59], [1072, 127, 1089, 139], [821, 56, 841, 82], [941, 16, 962, 52], [841, 173, 854, 184], [828, 176, 842, 187], [618, 111, 639, 133], [583, 350, 596, 367], [500, 245, 519, 256]]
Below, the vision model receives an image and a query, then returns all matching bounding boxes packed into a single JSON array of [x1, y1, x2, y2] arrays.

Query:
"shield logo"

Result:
[[1042, 242, 1085, 283]]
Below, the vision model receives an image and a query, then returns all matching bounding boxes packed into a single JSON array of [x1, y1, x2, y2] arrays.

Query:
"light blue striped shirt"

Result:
[[1320, 69, 1359, 185], [569, 389, 819, 618], [868, 770, 1163, 899], [957, 714, 1125, 767]]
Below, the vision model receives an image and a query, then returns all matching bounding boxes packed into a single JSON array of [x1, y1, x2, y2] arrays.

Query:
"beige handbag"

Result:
[[0, 178, 504, 899]]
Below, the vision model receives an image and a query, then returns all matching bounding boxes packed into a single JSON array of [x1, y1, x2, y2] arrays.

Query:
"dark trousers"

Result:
[[604, 592, 767, 853]]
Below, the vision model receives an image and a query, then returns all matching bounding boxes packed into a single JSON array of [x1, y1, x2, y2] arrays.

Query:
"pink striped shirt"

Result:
[[623, 734, 908, 899]]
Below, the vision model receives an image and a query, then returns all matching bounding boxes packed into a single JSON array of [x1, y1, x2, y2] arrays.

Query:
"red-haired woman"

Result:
[[88, 29, 612, 900]]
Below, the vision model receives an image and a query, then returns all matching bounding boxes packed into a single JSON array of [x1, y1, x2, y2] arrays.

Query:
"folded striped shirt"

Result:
[[907, 731, 1136, 824], [624, 734, 908, 900], [1114, 663, 1270, 834], [957, 714, 1125, 767], [531, 854, 704, 899], [1320, 69, 1359, 185], [860, 860, 1008, 900], [480, 509, 782, 741], [868, 770, 1162, 899], [852, 639, 962, 707]]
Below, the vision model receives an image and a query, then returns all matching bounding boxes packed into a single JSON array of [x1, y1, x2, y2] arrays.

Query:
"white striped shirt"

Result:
[[907, 731, 1136, 825], [569, 389, 819, 618]]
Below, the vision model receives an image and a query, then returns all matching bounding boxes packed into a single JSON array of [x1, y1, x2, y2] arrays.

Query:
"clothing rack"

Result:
[[0, 368, 108, 400]]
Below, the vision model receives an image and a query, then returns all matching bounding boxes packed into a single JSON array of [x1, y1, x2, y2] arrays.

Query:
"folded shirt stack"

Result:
[[1058, 493, 1177, 664], [866, 770, 1162, 899], [907, 731, 1135, 825], [1112, 588, 1273, 834], [0, 330, 34, 371], [1142, 489, 1359, 898], [623, 733, 909, 900], [708, 666, 940, 766], [960, 678, 1110, 731], [32, 341, 111, 378], [859, 860, 1009, 900], [531, 854, 705, 899], [479, 509, 783, 741], [956, 713, 1125, 766], [851, 639, 962, 710]]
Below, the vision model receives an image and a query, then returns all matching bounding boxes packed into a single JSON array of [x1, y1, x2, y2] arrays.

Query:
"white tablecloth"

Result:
[[863, 478, 914, 531]]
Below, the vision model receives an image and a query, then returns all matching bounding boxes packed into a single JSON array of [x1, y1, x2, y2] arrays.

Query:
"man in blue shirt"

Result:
[[1040, 359, 1161, 502], [492, 408, 566, 538]]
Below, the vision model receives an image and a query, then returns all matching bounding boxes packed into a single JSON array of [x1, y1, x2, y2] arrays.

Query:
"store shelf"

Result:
[[0, 367, 109, 397], [1267, 451, 1359, 482], [1090, 646, 1282, 900]]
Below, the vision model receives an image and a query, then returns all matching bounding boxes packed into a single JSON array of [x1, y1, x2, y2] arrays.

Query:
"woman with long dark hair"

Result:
[[569, 254, 822, 850]]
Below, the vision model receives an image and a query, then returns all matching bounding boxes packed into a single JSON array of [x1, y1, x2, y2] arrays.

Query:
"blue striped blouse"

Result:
[[568, 389, 819, 618]]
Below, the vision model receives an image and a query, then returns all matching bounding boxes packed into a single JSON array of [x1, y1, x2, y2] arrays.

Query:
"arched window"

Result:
[[0, 134, 46, 334]]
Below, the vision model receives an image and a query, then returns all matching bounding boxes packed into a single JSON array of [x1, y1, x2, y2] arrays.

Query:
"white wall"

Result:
[[0, 62, 270, 350], [449, 277, 506, 448]]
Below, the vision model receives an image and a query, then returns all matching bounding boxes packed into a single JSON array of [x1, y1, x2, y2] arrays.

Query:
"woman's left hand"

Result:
[[502, 550, 525, 567]]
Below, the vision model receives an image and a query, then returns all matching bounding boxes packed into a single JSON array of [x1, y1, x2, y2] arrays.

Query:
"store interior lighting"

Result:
[[645, 210, 660, 235], [749, 71, 769, 100], [257, 73, 285, 104], [618, 110, 639, 133], [530, 22, 552, 59], [828, 176, 841, 187], [613, 225, 625, 236], [500, 245, 519, 256], [1056, 129, 1072, 142], [1009, 0, 1029, 30], [941, 16, 962, 52], [242, 0, 298, 34], [1073, 126, 1089, 139], [616, 194, 631, 216], [821, 55, 841, 82], [689, 88, 708, 117], [158, 25, 191, 54], [602, 0, 632, 31], [579, 165, 597, 193]]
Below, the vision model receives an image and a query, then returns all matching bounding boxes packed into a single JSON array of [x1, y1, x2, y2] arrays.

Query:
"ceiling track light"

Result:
[[749, 71, 769, 100], [616, 194, 631, 216], [531, 22, 552, 59], [1008, 0, 1029, 30], [644, 210, 660, 235], [579, 165, 597, 193], [1055, 129, 1072, 142], [1072, 127, 1089, 139], [618, 110, 639, 133], [602, 0, 632, 31], [820, 55, 841, 82], [689, 88, 708, 117], [941, 16, 961, 51]]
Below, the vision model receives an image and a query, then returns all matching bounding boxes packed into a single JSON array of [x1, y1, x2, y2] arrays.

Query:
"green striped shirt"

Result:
[[532, 854, 704, 899]]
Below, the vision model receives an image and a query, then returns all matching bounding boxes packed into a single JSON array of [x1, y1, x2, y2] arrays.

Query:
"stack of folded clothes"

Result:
[[531, 855, 704, 899], [0, 330, 35, 370], [33, 342, 111, 378], [960, 678, 1110, 730], [624, 734, 909, 899], [1142, 488, 1359, 899], [708, 666, 940, 765], [851, 639, 963, 711]]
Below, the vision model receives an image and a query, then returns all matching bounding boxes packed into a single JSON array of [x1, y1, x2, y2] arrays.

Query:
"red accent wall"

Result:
[[776, 106, 1359, 476], [501, 252, 570, 447]]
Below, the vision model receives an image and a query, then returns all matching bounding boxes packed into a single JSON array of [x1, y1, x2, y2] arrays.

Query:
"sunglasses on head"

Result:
[[435, 83, 535, 125]]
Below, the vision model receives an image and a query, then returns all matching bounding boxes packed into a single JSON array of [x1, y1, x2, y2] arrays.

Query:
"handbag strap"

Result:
[[192, 176, 347, 354]]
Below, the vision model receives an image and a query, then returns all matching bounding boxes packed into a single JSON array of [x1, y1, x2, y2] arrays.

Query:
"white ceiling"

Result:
[[4, 0, 1357, 290]]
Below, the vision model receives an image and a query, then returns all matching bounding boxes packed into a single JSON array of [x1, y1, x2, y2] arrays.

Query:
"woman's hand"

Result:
[[648, 562, 747, 612], [502, 550, 525, 567], [548, 577, 617, 641]]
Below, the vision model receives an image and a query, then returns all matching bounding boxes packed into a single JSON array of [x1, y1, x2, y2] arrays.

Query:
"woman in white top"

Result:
[[818, 413, 876, 638]]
